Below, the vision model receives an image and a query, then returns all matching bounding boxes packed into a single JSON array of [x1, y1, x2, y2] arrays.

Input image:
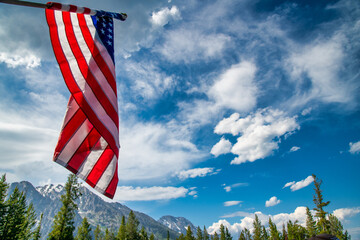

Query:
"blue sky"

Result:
[[0, 0, 360, 238]]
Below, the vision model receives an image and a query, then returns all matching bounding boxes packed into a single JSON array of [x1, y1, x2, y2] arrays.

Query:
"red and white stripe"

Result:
[[46, 9, 119, 199]]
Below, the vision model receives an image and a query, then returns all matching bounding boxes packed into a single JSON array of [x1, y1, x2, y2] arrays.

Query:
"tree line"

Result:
[[0, 174, 352, 239]]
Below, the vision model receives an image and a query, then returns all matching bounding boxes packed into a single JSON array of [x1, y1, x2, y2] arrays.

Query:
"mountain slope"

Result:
[[9, 181, 181, 240], [158, 215, 196, 235]]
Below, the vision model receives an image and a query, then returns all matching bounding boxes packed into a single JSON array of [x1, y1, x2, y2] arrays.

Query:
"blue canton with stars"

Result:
[[92, 16, 115, 62]]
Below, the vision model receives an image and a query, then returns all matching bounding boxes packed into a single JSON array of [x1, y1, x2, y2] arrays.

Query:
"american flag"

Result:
[[45, 3, 125, 199]]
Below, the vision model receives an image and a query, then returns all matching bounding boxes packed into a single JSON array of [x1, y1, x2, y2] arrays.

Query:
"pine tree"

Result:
[[75, 217, 92, 240], [0, 174, 9, 235], [220, 224, 226, 240], [186, 226, 195, 240], [149, 233, 155, 240], [19, 202, 37, 240], [269, 217, 280, 240], [94, 225, 104, 240], [177, 233, 186, 240], [287, 220, 306, 240], [261, 226, 268, 240], [305, 207, 317, 238], [312, 174, 330, 233], [48, 174, 81, 240], [105, 227, 116, 240], [0, 187, 27, 240], [33, 213, 43, 240], [281, 223, 287, 240], [328, 214, 345, 240], [238, 228, 251, 240], [225, 227, 232, 240], [167, 230, 170, 240], [204, 226, 210, 240], [253, 214, 262, 240], [196, 226, 203, 240], [117, 215, 126, 240], [126, 211, 140, 240], [139, 226, 148, 240], [213, 232, 219, 240]]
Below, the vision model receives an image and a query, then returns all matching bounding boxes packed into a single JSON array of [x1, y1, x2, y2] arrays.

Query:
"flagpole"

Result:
[[0, 0, 51, 9], [0, 0, 127, 20]]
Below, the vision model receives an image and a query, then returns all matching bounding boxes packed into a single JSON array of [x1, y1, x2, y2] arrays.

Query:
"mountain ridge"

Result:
[[8, 180, 195, 240]]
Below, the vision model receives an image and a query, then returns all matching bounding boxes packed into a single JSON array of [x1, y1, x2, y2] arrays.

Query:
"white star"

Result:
[[101, 29, 105, 34], [108, 28, 112, 33], [107, 40, 112, 46], [108, 34, 113, 39]]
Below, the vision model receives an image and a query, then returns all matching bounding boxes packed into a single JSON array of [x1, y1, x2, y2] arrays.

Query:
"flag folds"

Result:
[[46, 5, 121, 199]]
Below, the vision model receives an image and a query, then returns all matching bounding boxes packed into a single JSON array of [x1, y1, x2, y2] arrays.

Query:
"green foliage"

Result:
[[220, 224, 226, 240], [33, 213, 43, 240], [149, 233, 155, 240], [312, 174, 330, 233], [94, 225, 104, 240], [204, 226, 210, 240], [281, 223, 287, 240], [238, 228, 251, 240], [105, 227, 116, 240], [253, 214, 262, 240], [48, 174, 81, 240], [225, 227, 232, 240], [261, 226, 268, 240], [305, 207, 317, 238], [328, 214, 346, 240], [268, 218, 280, 240], [75, 217, 92, 240], [287, 220, 306, 240], [126, 210, 140, 240], [196, 226, 203, 240], [0, 175, 38, 240], [213, 232, 219, 240], [117, 215, 126, 240], [140, 226, 148, 240], [186, 226, 195, 240]]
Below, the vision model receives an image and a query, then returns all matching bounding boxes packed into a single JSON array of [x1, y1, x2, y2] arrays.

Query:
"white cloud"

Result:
[[176, 167, 219, 180], [211, 137, 232, 157], [114, 186, 188, 201], [151, 6, 181, 27], [223, 183, 248, 192], [209, 61, 257, 112], [265, 196, 281, 207], [283, 175, 314, 191], [224, 201, 242, 207], [333, 207, 360, 221], [118, 121, 206, 182], [0, 52, 41, 69], [290, 146, 300, 152], [209, 207, 309, 237], [214, 108, 299, 165], [349, 141, 360, 154]]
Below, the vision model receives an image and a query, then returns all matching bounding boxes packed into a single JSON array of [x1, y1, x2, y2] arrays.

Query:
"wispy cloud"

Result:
[[176, 168, 220, 180], [224, 201, 243, 207], [290, 146, 300, 152], [283, 175, 314, 191], [265, 196, 281, 207], [223, 183, 249, 192], [114, 186, 188, 201]]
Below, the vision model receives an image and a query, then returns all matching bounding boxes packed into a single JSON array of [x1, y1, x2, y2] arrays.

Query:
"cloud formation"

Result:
[[283, 175, 314, 191], [114, 186, 188, 201], [224, 201, 242, 207], [265, 196, 281, 207], [176, 167, 219, 180], [151, 6, 181, 27], [214, 108, 299, 164], [211, 137, 232, 157], [349, 141, 360, 154], [333, 207, 360, 221]]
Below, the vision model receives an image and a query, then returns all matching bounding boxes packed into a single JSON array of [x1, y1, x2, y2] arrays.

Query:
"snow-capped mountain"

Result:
[[158, 215, 196, 235], [9, 181, 185, 240]]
